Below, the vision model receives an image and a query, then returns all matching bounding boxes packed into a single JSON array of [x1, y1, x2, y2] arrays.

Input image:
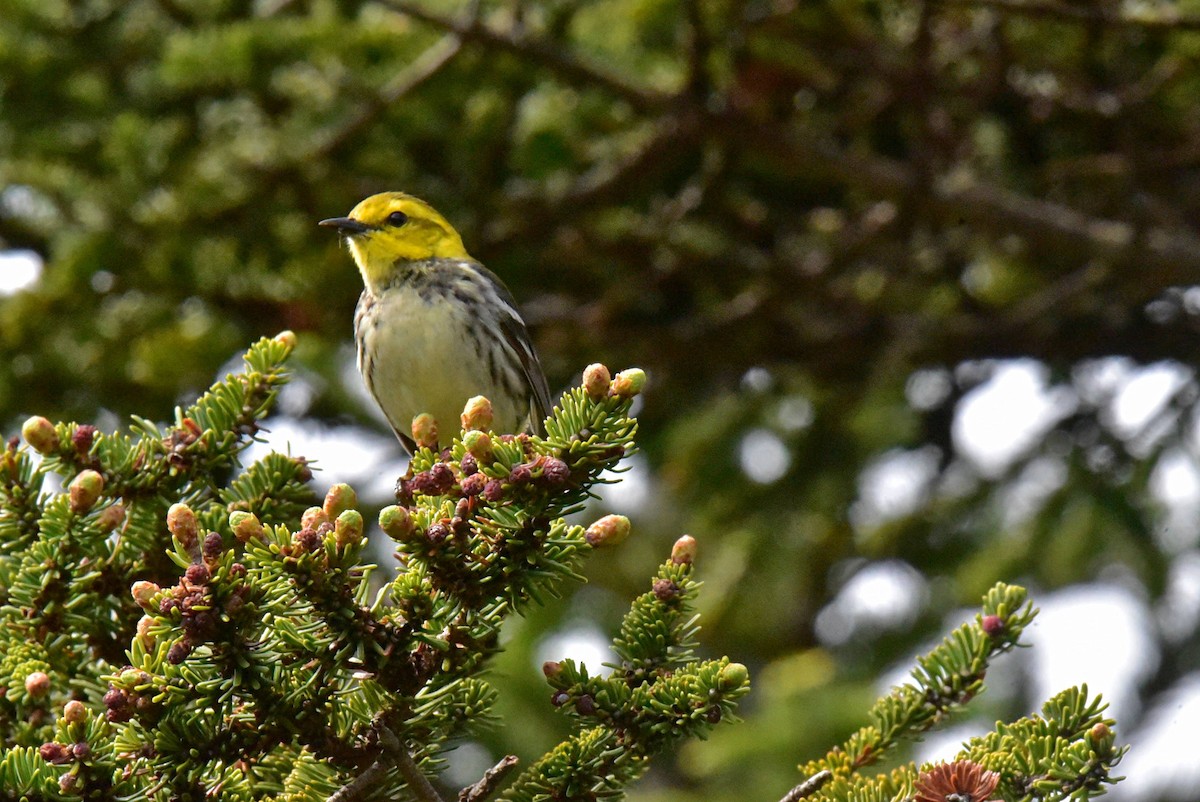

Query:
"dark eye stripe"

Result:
[[386, 211, 409, 227]]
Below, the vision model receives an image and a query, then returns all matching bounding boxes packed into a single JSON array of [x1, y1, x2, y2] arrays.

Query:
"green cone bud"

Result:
[[585, 514, 631, 548], [461, 395, 494, 432], [335, 509, 364, 546], [611, 368, 647, 398], [463, 430, 493, 462], [719, 662, 749, 691], [323, 483, 358, 518], [68, 470, 104, 513], [230, 511, 264, 543], [582, 364, 611, 400], [21, 416, 59, 455], [379, 505, 415, 540]]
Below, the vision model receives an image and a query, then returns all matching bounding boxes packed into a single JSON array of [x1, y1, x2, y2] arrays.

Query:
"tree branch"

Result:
[[378, 0, 673, 111], [458, 754, 519, 802]]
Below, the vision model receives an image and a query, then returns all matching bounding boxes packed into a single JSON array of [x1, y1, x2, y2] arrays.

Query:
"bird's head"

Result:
[[320, 192, 470, 290]]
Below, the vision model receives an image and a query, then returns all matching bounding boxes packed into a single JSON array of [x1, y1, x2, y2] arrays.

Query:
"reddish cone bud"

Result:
[[671, 534, 697, 565], [300, 506, 329, 530], [611, 368, 647, 398], [96, 503, 126, 533], [136, 615, 155, 648], [483, 479, 503, 502], [379, 506, 415, 540], [981, 614, 1004, 637], [585, 514, 631, 548], [542, 661, 562, 678], [335, 509, 364, 546], [542, 457, 569, 485], [185, 563, 209, 585], [68, 470, 104, 513], [166, 503, 198, 549], [21, 416, 59, 455], [575, 694, 596, 715], [461, 395, 494, 432], [323, 483, 358, 519], [25, 671, 50, 698], [203, 532, 224, 560], [71, 424, 97, 454], [653, 578, 679, 601], [582, 363, 611, 400], [462, 430, 493, 462], [63, 700, 87, 724], [39, 742, 68, 764], [131, 581, 160, 611], [412, 413, 438, 450], [461, 472, 487, 497]]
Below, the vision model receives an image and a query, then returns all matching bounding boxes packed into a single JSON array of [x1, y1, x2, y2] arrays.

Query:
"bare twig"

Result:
[[383, 726, 446, 802], [779, 770, 834, 802], [328, 760, 390, 802], [458, 754, 519, 802], [943, 0, 1200, 31], [378, 0, 672, 111]]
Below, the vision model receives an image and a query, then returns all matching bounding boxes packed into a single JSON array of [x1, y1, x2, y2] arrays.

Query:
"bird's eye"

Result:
[[386, 211, 409, 227]]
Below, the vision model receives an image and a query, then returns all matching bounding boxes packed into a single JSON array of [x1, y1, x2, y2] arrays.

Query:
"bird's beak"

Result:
[[318, 217, 370, 235]]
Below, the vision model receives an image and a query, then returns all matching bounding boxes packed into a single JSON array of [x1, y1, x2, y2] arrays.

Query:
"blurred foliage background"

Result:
[[3, 0, 1200, 799]]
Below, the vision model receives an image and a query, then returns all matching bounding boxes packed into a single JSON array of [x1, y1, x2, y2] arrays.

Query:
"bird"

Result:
[[319, 192, 552, 454]]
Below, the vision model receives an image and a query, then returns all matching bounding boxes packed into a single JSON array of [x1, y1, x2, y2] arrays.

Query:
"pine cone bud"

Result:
[[96, 503, 126, 533], [71, 424, 97, 455], [68, 470, 104, 513], [166, 640, 192, 665], [21, 416, 59, 455], [461, 395, 494, 432], [130, 581, 160, 611], [483, 479, 504, 502], [575, 694, 596, 715], [460, 472, 486, 497], [71, 741, 90, 760], [542, 660, 563, 678], [582, 363, 611, 400], [411, 413, 438, 450], [585, 514, 631, 548], [230, 511, 264, 543], [39, 742, 69, 764], [981, 614, 1004, 637], [426, 522, 449, 545], [335, 509, 364, 546], [379, 506, 415, 540], [294, 527, 321, 552], [166, 503, 199, 549], [25, 671, 50, 698], [136, 615, 155, 648], [611, 368, 647, 398], [323, 483, 358, 519], [185, 563, 210, 585], [462, 430, 493, 462], [63, 700, 87, 724], [542, 457, 569, 485], [671, 534, 697, 565], [718, 662, 749, 691], [202, 532, 224, 560], [653, 578, 680, 601], [274, 330, 297, 349], [1087, 722, 1114, 753], [300, 506, 329, 530]]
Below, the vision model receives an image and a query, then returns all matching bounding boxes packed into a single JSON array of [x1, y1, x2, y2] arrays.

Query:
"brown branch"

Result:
[[458, 754, 519, 802], [778, 770, 834, 802], [378, 0, 673, 111], [727, 116, 1200, 286], [942, 0, 1200, 31]]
